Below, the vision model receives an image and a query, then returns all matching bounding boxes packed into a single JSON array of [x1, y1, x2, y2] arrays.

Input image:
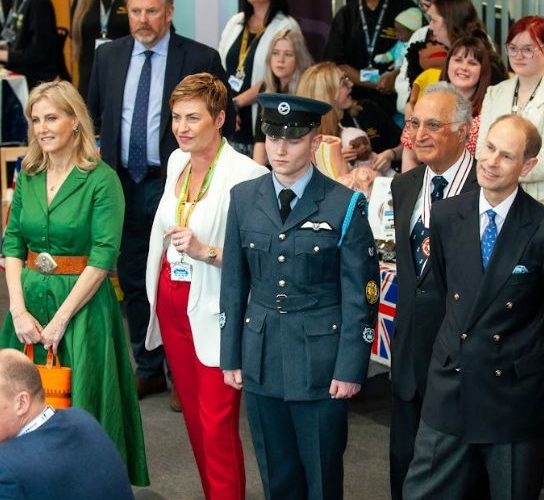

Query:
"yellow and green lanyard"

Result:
[[176, 138, 225, 227]]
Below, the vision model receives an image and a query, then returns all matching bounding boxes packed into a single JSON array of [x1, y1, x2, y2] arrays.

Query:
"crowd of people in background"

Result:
[[2, 0, 544, 499]]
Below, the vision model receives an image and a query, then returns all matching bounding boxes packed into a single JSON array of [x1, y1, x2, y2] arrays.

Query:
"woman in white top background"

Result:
[[145, 73, 267, 500]]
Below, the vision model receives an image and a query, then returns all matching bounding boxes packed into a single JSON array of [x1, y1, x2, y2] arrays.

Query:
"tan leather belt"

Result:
[[27, 250, 88, 275]]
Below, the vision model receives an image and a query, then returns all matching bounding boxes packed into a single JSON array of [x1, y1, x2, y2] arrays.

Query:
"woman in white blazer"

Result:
[[218, 0, 300, 155], [476, 16, 544, 203], [145, 73, 267, 500]]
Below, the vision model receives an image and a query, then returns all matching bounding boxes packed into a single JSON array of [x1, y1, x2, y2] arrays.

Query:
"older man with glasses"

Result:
[[389, 82, 481, 500]]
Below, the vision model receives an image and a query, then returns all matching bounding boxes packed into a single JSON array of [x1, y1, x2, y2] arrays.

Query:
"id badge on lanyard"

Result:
[[170, 259, 192, 282], [95, 0, 112, 50], [358, 0, 388, 82]]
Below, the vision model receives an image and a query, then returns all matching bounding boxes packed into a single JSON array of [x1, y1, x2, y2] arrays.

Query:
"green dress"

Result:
[[1, 161, 149, 486]]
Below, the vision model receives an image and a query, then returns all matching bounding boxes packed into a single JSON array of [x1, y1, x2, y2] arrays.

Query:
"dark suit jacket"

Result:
[[423, 188, 544, 442], [0, 408, 134, 500], [390, 161, 478, 401], [220, 168, 380, 400], [87, 30, 234, 176]]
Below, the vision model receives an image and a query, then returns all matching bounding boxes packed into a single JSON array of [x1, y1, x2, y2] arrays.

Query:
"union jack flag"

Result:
[[371, 264, 397, 367]]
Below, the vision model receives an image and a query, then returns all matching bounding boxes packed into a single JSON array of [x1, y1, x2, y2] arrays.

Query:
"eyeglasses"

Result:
[[405, 118, 462, 133], [505, 43, 544, 59]]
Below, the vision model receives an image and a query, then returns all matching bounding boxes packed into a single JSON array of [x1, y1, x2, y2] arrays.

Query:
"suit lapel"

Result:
[[161, 34, 185, 142], [257, 175, 282, 229], [48, 169, 89, 213], [281, 169, 324, 232], [464, 190, 539, 329], [110, 37, 133, 158]]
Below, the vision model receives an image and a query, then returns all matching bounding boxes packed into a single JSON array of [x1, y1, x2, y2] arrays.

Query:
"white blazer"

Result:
[[476, 76, 544, 203], [145, 141, 268, 366], [218, 11, 301, 133]]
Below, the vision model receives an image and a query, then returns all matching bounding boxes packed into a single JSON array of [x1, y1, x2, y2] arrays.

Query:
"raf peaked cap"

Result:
[[257, 93, 332, 139]]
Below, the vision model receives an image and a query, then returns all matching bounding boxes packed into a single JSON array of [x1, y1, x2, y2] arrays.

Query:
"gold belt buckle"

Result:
[[35, 252, 58, 274]]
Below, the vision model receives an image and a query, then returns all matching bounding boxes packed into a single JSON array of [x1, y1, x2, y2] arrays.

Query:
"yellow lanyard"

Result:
[[175, 138, 225, 228], [236, 25, 264, 76]]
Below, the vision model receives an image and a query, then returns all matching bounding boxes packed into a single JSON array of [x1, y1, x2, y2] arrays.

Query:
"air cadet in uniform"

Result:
[[219, 93, 380, 500]]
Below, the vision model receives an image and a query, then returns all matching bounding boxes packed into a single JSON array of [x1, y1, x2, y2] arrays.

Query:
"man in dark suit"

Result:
[[87, 0, 232, 403], [220, 93, 380, 500], [404, 115, 544, 499], [0, 349, 134, 500], [390, 82, 479, 500]]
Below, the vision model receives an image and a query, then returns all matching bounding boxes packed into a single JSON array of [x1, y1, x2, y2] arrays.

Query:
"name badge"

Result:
[[228, 74, 244, 93], [95, 37, 112, 49], [171, 262, 192, 282], [360, 67, 380, 84]]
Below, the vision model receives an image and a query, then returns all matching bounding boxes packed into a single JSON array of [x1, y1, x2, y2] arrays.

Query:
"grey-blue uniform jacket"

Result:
[[220, 168, 380, 401]]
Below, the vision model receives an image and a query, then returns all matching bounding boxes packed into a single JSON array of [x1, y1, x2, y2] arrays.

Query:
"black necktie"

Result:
[[279, 189, 296, 223], [410, 176, 448, 278]]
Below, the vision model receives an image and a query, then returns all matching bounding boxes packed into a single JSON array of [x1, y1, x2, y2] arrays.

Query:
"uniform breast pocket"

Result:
[[304, 306, 341, 389], [241, 230, 271, 280], [295, 233, 338, 284]]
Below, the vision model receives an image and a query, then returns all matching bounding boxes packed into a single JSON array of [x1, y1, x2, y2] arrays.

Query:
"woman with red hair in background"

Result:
[[477, 16, 544, 203]]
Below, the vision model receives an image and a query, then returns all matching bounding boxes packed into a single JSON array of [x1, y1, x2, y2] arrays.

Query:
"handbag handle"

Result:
[[24, 344, 60, 368]]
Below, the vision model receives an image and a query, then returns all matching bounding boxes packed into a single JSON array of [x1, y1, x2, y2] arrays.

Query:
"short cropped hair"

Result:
[[489, 115, 542, 161], [422, 81, 472, 129], [169, 73, 228, 119], [0, 349, 44, 401]]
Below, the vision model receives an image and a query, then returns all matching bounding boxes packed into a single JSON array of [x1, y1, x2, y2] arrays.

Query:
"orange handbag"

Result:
[[24, 344, 72, 409]]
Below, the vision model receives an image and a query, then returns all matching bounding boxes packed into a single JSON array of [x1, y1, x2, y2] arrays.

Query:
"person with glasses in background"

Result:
[[477, 16, 544, 203], [390, 82, 480, 500]]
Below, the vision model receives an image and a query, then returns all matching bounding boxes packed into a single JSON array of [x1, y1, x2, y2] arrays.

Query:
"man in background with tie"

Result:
[[87, 0, 232, 405], [219, 93, 380, 499], [403, 114, 544, 499], [389, 82, 479, 499]]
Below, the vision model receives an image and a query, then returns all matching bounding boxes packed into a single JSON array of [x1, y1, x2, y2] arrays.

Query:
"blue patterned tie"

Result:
[[128, 50, 153, 183], [410, 176, 448, 278], [481, 209, 497, 270]]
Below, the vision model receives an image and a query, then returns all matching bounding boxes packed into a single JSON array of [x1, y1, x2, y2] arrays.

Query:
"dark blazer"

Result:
[[220, 168, 380, 401], [4, 0, 59, 88], [423, 188, 544, 442], [390, 161, 478, 401], [0, 408, 134, 500], [87, 30, 234, 176]]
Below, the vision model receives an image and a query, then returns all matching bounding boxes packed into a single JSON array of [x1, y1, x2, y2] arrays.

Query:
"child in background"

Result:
[[374, 7, 423, 71]]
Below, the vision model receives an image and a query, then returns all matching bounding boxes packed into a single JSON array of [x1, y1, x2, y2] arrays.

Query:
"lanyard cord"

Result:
[[358, 0, 388, 64], [236, 24, 264, 76], [512, 77, 542, 114], [99, 0, 113, 37], [176, 138, 225, 228]]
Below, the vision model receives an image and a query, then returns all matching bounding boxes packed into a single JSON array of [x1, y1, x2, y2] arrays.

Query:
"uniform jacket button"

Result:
[[460, 333, 468, 340], [506, 301, 513, 310], [453, 293, 460, 301], [245, 318, 251, 324], [249, 242, 255, 249], [313, 246, 320, 253], [493, 334, 501, 342], [278, 255, 285, 263], [331, 324, 338, 331], [278, 280, 286, 287], [279, 233, 286, 240], [495, 369, 502, 377]]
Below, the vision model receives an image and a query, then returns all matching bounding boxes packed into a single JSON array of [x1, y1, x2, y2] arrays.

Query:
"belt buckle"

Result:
[[34, 252, 57, 274], [275, 294, 287, 314]]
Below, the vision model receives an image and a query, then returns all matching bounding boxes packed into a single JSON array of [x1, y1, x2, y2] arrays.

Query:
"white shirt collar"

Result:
[[17, 406, 55, 437], [132, 30, 170, 57], [479, 187, 518, 221]]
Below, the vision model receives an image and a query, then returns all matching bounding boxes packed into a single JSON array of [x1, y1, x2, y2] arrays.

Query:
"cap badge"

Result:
[[278, 102, 290, 115]]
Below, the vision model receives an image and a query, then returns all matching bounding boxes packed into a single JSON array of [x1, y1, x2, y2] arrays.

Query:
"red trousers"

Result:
[[156, 261, 245, 500]]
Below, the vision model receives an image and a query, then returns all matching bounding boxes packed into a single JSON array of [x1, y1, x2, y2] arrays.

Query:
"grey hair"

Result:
[[422, 81, 472, 129]]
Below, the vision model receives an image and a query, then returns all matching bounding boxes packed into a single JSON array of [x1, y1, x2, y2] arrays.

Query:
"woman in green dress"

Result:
[[0, 80, 149, 486]]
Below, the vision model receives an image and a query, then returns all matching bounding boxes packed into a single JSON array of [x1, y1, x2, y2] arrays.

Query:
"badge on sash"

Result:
[[95, 37, 112, 49], [365, 280, 379, 304], [360, 67, 380, 84], [171, 262, 192, 282]]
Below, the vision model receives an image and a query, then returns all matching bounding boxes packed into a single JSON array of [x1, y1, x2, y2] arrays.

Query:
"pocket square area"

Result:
[[512, 265, 529, 274]]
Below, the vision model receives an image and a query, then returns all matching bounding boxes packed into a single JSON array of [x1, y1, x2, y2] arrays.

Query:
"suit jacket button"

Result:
[[245, 318, 251, 324], [453, 293, 460, 301], [493, 334, 501, 342], [249, 242, 255, 249], [278, 255, 285, 263], [506, 301, 513, 310], [495, 369, 502, 377], [313, 246, 320, 253], [278, 280, 286, 287], [460, 333, 468, 340], [331, 324, 338, 331], [279, 233, 286, 240]]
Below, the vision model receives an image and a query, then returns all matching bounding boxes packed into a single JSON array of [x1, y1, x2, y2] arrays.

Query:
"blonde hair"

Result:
[[23, 80, 99, 175], [296, 62, 344, 136], [263, 29, 313, 94]]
